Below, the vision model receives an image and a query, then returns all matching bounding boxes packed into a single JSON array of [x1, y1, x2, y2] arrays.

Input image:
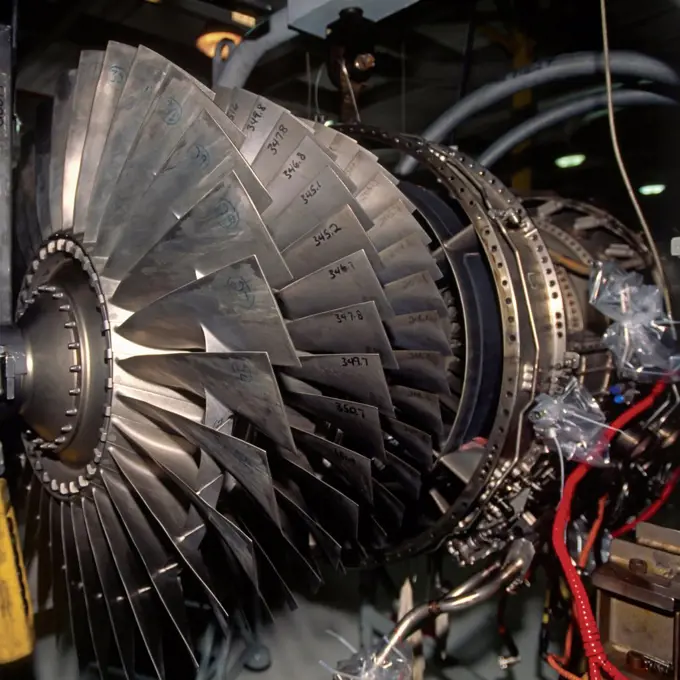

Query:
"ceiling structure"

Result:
[[4, 0, 680, 231]]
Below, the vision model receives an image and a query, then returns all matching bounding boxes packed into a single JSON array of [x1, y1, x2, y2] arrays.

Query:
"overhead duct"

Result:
[[396, 51, 680, 176]]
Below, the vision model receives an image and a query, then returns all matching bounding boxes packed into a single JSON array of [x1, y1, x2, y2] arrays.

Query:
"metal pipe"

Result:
[[374, 546, 531, 668], [396, 51, 680, 176], [215, 9, 297, 89], [478, 89, 677, 168], [447, 559, 501, 598]]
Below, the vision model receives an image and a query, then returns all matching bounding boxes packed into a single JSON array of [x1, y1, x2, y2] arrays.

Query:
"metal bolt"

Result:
[[629, 558, 648, 575], [65, 408, 78, 417], [64, 321, 76, 329], [59, 304, 71, 312], [69, 365, 82, 373], [69, 388, 81, 396], [61, 425, 73, 433], [68, 342, 80, 350]]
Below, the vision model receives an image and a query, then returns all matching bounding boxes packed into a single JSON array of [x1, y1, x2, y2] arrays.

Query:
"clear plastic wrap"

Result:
[[329, 643, 413, 680], [529, 378, 610, 466], [589, 260, 679, 380]]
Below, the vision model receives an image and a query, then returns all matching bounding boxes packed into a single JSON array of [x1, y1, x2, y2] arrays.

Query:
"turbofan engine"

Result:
[[1, 42, 674, 679]]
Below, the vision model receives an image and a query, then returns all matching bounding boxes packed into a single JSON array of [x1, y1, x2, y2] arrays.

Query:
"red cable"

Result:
[[611, 466, 680, 538], [551, 377, 669, 680]]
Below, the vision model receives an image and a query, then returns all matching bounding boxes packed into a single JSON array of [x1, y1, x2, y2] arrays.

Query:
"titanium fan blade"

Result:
[[62, 50, 104, 232], [13, 39, 497, 680], [118, 352, 295, 452], [269, 166, 372, 252], [285, 301, 399, 369], [284, 354, 395, 415], [117, 255, 299, 365], [73, 42, 137, 237], [278, 250, 394, 320], [281, 204, 382, 278], [110, 172, 291, 312], [119, 395, 281, 529]]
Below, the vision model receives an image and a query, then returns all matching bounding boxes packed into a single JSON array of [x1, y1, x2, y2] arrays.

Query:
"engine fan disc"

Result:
[[6, 41, 645, 678]]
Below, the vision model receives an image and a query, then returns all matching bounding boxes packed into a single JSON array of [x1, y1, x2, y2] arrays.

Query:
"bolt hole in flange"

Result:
[[16, 238, 111, 496]]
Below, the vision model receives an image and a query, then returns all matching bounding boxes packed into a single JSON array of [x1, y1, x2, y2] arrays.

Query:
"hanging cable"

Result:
[[314, 63, 325, 120], [599, 0, 672, 320]]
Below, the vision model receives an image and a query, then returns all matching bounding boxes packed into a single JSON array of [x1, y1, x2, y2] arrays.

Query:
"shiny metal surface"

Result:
[[285, 301, 398, 368], [278, 249, 394, 320], [282, 203, 381, 278], [11, 41, 634, 678], [62, 51, 104, 232], [0, 25, 11, 326], [270, 165, 372, 251], [73, 42, 136, 237]]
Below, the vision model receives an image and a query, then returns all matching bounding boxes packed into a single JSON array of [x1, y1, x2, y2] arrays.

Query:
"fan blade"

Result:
[[102, 108, 250, 281], [95, 68, 215, 259], [390, 385, 444, 436], [285, 354, 395, 415], [385, 418, 434, 469], [104, 453, 230, 620], [238, 96, 286, 163], [384, 270, 448, 321], [49, 69, 75, 234], [111, 172, 289, 311], [118, 352, 295, 452], [93, 482, 197, 668], [281, 204, 382, 278], [386, 310, 453, 355], [250, 112, 314, 187], [269, 166, 372, 252], [221, 88, 258, 127], [262, 135, 355, 223], [61, 502, 97, 672], [278, 250, 394, 320], [73, 42, 137, 237], [286, 301, 398, 368], [391, 350, 450, 395], [274, 483, 343, 570], [92, 486, 167, 680], [84, 47, 172, 246], [62, 50, 104, 232], [82, 494, 137, 679], [292, 428, 373, 504], [48, 498, 73, 657], [286, 391, 385, 460], [377, 235, 442, 285], [283, 458, 359, 542], [120, 395, 281, 529], [71, 501, 114, 678], [117, 255, 299, 366], [356, 172, 419, 221], [368, 201, 431, 251]]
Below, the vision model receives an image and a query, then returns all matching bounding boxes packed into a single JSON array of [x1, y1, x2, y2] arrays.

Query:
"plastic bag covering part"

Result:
[[589, 261, 679, 380], [332, 643, 413, 680], [529, 378, 610, 466]]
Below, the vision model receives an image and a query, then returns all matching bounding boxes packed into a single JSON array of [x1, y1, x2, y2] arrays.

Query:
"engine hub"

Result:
[[16, 237, 112, 496]]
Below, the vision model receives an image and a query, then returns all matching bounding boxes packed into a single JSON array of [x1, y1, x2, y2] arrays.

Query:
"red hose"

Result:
[[611, 466, 680, 538], [551, 377, 669, 680]]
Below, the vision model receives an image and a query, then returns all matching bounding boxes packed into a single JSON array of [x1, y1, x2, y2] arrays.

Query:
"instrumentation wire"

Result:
[[611, 466, 680, 538], [599, 0, 671, 319], [549, 249, 592, 277], [552, 377, 668, 680]]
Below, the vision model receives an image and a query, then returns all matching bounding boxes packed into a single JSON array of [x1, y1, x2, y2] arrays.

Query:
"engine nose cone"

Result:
[[16, 239, 111, 494]]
